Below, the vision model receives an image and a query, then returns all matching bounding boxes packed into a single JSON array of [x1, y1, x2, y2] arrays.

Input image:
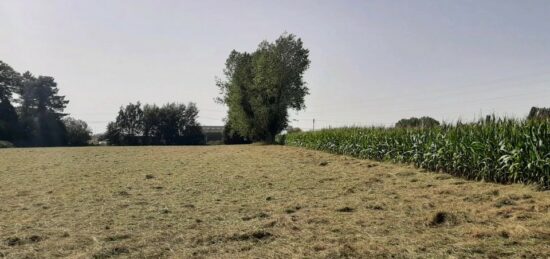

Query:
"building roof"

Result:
[[201, 126, 224, 133]]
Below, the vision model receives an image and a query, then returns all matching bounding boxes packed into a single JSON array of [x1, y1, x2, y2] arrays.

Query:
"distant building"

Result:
[[201, 126, 224, 143]]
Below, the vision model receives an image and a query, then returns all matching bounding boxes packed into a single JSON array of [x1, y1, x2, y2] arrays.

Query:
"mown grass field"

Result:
[[0, 146, 549, 258]]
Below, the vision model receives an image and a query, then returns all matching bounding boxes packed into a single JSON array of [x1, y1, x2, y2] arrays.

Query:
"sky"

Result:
[[1, 0, 549, 133]]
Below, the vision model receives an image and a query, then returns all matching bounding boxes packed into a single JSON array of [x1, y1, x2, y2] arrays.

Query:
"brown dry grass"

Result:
[[0, 145, 548, 258]]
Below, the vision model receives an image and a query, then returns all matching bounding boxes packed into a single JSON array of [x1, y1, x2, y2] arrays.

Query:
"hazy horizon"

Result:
[[1, 0, 549, 133]]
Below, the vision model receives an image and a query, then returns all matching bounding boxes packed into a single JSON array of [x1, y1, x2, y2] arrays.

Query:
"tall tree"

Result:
[[16, 72, 69, 146], [155, 103, 202, 145], [113, 102, 144, 145], [217, 51, 257, 139], [0, 61, 21, 141], [105, 121, 122, 145], [116, 102, 144, 136], [156, 103, 185, 144], [0, 61, 20, 102], [18, 72, 68, 116], [143, 104, 161, 144], [217, 33, 310, 143], [179, 103, 203, 144]]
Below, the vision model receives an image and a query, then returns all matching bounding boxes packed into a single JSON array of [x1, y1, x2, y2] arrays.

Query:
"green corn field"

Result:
[[286, 118, 550, 188]]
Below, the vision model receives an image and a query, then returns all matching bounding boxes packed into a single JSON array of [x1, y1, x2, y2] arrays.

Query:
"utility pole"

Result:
[[312, 118, 315, 132]]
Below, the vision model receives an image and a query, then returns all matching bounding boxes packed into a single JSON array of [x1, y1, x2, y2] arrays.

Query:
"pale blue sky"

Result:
[[1, 0, 549, 133]]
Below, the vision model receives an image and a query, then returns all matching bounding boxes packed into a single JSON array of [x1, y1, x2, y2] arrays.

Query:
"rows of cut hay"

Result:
[[286, 119, 550, 188]]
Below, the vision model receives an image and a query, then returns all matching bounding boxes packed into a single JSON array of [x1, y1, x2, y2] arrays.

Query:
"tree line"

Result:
[[3, 33, 314, 147], [0, 60, 91, 147], [103, 102, 205, 145], [395, 116, 440, 128], [6, 33, 545, 147], [98, 33, 313, 146], [528, 107, 550, 120], [394, 109, 549, 130]]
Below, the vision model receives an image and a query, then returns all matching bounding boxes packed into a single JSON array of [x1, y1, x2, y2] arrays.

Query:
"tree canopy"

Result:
[[63, 117, 92, 146], [0, 61, 21, 141], [0, 60, 79, 146], [16, 72, 69, 146], [217, 33, 310, 143], [0, 61, 207, 147], [395, 116, 440, 128], [528, 106, 550, 120], [105, 102, 204, 145], [0, 61, 21, 102]]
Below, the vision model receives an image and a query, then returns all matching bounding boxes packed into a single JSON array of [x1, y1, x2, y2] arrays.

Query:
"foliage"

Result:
[[63, 117, 92, 146], [0, 100, 20, 141], [17, 72, 69, 146], [528, 106, 550, 120], [142, 103, 161, 144], [105, 122, 122, 145], [0, 60, 88, 146], [18, 72, 68, 116], [273, 127, 302, 145], [286, 118, 550, 188], [0, 61, 21, 102], [217, 33, 310, 143], [15, 72, 69, 146], [395, 116, 440, 128], [116, 102, 144, 137], [106, 102, 205, 145], [275, 134, 286, 145], [223, 120, 252, 144], [0, 61, 21, 141]]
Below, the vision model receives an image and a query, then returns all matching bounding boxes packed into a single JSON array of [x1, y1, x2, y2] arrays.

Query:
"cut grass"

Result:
[[0, 146, 548, 258]]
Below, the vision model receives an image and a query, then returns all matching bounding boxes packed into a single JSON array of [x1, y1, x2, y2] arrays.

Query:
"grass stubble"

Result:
[[0, 146, 548, 258]]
